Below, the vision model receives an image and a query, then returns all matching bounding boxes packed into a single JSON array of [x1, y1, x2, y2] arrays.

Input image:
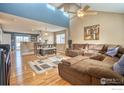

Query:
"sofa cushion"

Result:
[[71, 59, 123, 79], [87, 66, 123, 79], [71, 59, 113, 73], [88, 49, 98, 53], [88, 44, 104, 51], [102, 56, 118, 67], [62, 55, 89, 66], [94, 44, 104, 51], [107, 45, 118, 49], [88, 44, 95, 50], [73, 44, 86, 50], [106, 47, 119, 57], [84, 50, 99, 57]]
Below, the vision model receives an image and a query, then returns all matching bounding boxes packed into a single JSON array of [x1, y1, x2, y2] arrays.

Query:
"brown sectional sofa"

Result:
[[59, 44, 124, 85], [65, 44, 105, 57]]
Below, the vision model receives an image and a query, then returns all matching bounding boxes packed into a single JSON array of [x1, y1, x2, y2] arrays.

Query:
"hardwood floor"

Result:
[[10, 51, 71, 85]]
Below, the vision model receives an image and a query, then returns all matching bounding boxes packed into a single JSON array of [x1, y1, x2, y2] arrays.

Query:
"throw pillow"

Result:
[[108, 47, 115, 51], [118, 54, 124, 66], [106, 47, 119, 57], [113, 54, 124, 76]]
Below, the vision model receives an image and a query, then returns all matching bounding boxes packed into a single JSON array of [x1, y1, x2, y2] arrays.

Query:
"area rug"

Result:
[[28, 56, 64, 74]]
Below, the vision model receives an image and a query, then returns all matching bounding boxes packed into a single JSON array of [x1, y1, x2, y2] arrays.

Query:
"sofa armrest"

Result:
[[65, 48, 80, 57], [62, 59, 79, 66]]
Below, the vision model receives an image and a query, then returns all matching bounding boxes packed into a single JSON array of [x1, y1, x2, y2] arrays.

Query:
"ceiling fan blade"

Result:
[[64, 4, 70, 12], [83, 5, 90, 11], [57, 4, 65, 9], [68, 11, 76, 14], [57, 3, 70, 12], [73, 3, 81, 9]]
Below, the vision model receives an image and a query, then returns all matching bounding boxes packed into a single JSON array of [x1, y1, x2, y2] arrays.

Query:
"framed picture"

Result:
[[84, 24, 100, 40]]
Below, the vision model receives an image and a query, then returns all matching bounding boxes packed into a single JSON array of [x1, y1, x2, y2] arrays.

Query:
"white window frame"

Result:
[[56, 33, 65, 44]]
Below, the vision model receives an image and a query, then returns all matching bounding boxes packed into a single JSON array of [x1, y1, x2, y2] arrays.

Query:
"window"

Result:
[[15, 35, 30, 50], [56, 34, 65, 44]]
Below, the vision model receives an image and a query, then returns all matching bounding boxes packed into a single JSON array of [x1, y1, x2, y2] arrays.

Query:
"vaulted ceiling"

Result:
[[0, 12, 66, 34], [0, 3, 124, 34], [0, 4, 68, 34], [51, 3, 124, 14]]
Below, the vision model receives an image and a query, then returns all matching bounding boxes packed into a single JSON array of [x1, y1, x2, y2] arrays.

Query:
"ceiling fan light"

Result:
[[44, 32, 48, 36], [77, 12, 84, 17]]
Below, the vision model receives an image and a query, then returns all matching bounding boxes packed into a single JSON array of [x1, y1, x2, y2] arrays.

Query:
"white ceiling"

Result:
[[0, 12, 66, 34], [51, 3, 124, 14]]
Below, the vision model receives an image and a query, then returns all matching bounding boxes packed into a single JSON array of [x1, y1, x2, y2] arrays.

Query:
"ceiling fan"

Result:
[[57, 4, 98, 19]]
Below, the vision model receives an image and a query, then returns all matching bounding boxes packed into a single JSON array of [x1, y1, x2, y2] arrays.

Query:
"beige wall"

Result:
[[70, 12, 124, 46], [37, 32, 54, 44], [45, 32, 54, 44]]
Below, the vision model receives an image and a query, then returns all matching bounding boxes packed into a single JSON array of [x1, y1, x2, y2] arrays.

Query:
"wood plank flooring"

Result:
[[10, 51, 71, 85]]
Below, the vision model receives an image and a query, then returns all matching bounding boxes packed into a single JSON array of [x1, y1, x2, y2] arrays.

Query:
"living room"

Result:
[[0, 3, 124, 86]]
